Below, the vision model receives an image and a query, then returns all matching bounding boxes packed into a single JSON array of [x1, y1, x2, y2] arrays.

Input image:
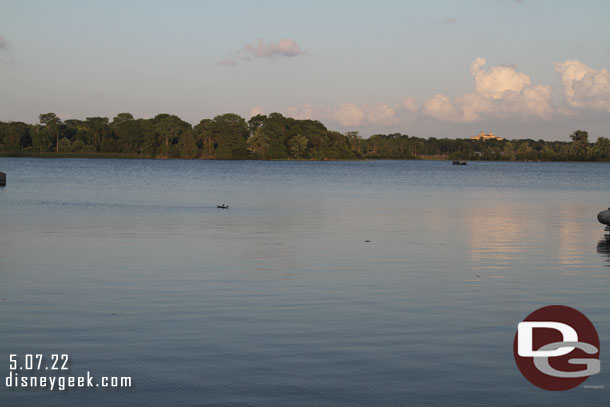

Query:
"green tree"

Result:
[[71, 139, 84, 152], [247, 127, 272, 159], [569, 130, 589, 143], [194, 119, 215, 159], [594, 137, 610, 161], [152, 114, 192, 158], [210, 113, 249, 159], [247, 114, 267, 135], [516, 141, 536, 161], [288, 134, 308, 158], [0, 122, 30, 151], [83, 117, 112, 152], [58, 137, 72, 152], [31, 125, 52, 152], [569, 130, 590, 160], [111, 113, 134, 126], [502, 141, 515, 160], [39, 113, 62, 153]]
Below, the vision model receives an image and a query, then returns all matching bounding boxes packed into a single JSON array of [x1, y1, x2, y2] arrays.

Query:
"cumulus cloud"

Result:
[[283, 105, 315, 120], [243, 39, 304, 59], [421, 57, 553, 122], [402, 97, 418, 113], [282, 102, 398, 127], [554, 60, 610, 112], [365, 103, 397, 125], [249, 106, 265, 118], [273, 58, 610, 129], [332, 103, 366, 126], [219, 38, 305, 66], [422, 94, 462, 122], [470, 57, 530, 98], [325, 103, 399, 127]]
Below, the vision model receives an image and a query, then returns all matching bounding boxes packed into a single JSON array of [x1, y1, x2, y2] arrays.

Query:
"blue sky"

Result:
[[2, 0, 610, 140]]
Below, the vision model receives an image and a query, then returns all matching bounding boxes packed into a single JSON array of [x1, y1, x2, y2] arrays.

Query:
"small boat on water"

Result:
[[217, 204, 229, 209], [452, 160, 467, 165]]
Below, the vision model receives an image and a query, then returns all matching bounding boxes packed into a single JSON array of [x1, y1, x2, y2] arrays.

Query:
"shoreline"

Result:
[[1, 151, 609, 163]]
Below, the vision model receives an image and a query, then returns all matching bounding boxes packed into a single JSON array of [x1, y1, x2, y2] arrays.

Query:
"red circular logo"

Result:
[[513, 305, 600, 391]]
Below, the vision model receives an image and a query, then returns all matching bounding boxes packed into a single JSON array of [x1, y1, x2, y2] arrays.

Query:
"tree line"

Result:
[[1, 112, 609, 161]]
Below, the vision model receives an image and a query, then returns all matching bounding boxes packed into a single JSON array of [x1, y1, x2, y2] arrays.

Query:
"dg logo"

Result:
[[513, 305, 600, 391]]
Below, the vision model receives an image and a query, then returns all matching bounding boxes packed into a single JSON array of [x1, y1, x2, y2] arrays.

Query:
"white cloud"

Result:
[[283, 105, 314, 120], [275, 58, 610, 129], [332, 103, 365, 126], [220, 38, 305, 66], [248, 106, 265, 118], [421, 57, 553, 122], [554, 60, 610, 112], [402, 97, 418, 113], [329, 103, 398, 127], [471, 57, 530, 98], [243, 39, 304, 59], [281, 102, 398, 127], [422, 94, 462, 122], [365, 103, 397, 125]]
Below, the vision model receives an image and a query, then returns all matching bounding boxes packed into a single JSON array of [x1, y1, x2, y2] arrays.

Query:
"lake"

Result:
[[0, 158, 609, 406]]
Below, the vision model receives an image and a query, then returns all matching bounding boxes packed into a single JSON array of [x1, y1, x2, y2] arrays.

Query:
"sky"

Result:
[[1, 0, 610, 141]]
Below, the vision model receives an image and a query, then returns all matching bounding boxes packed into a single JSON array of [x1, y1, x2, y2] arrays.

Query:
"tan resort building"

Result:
[[470, 131, 503, 141]]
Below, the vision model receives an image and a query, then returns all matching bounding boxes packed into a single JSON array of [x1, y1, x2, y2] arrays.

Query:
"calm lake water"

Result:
[[0, 158, 609, 406]]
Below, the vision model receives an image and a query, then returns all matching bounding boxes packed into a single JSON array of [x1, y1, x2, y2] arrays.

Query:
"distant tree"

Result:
[[83, 117, 111, 152], [516, 141, 533, 161], [194, 119, 215, 159], [345, 131, 363, 155], [247, 114, 267, 135], [569, 130, 589, 143], [1, 113, 606, 162], [71, 139, 84, 152], [288, 134, 308, 158], [58, 137, 72, 152], [152, 114, 192, 158], [39, 113, 62, 153], [32, 129, 48, 151], [0, 122, 30, 151], [247, 127, 271, 159], [594, 137, 610, 161], [539, 144, 555, 161], [210, 113, 249, 159], [568, 130, 590, 160], [111, 113, 134, 126]]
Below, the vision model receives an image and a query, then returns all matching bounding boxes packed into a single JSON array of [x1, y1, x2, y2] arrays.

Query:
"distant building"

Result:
[[470, 131, 503, 141]]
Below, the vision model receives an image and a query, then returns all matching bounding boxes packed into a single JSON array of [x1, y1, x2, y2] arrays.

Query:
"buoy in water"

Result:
[[598, 208, 610, 226]]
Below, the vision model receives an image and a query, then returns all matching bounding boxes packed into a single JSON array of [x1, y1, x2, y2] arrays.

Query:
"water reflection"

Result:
[[467, 205, 539, 274], [597, 237, 610, 267], [556, 204, 592, 269]]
